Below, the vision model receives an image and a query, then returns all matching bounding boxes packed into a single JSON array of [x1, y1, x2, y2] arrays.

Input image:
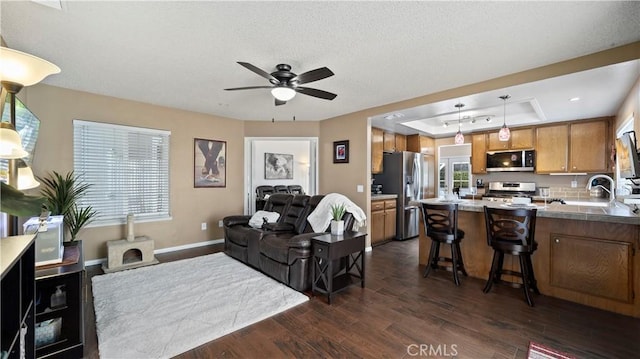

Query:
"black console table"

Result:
[[311, 231, 366, 304]]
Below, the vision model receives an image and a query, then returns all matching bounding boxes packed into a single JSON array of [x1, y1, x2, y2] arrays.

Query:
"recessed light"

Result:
[[569, 97, 580, 102]]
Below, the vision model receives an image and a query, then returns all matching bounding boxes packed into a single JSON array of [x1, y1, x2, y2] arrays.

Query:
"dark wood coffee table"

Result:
[[311, 231, 366, 304]]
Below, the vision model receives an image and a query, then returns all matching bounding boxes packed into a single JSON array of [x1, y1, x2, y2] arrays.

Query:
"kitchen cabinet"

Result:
[[371, 198, 397, 246], [1, 235, 36, 359], [406, 134, 435, 155], [372, 127, 384, 174], [383, 131, 395, 152], [488, 128, 534, 150], [536, 118, 610, 174], [536, 124, 569, 173], [550, 234, 633, 303], [569, 119, 609, 173], [395, 133, 407, 152], [471, 133, 487, 174]]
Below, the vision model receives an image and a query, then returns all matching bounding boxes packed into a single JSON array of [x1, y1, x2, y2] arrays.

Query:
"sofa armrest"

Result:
[[223, 215, 252, 227], [262, 222, 295, 232], [286, 232, 318, 249]]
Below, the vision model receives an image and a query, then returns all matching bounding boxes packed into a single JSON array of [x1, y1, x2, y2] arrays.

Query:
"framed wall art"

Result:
[[333, 140, 349, 164], [264, 153, 294, 179], [194, 138, 226, 188]]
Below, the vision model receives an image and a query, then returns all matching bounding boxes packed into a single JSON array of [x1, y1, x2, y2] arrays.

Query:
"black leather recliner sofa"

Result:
[[223, 193, 355, 291]]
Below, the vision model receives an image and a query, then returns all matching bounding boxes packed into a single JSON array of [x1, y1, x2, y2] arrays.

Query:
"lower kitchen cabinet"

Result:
[[550, 234, 633, 303], [371, 198, 397, 246], [35, 242, 85, 359]]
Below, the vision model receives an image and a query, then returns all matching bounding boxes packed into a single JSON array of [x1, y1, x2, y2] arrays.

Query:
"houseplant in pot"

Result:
[[330, 203, 346, 235], [38, 171, 97, 241]]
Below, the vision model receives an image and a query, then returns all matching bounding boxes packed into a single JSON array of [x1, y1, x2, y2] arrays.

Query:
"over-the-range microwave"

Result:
[[486, 149, 535, 172]]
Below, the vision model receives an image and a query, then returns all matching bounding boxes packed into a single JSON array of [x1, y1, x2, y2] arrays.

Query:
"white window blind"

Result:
[[73, 120, 171, 225]]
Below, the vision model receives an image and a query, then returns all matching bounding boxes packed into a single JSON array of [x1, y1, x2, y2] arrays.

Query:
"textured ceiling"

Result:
[[1, 1, 639, 129]]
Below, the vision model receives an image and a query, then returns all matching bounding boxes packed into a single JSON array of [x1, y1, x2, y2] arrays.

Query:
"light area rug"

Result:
[[92, 252, 309, 358]]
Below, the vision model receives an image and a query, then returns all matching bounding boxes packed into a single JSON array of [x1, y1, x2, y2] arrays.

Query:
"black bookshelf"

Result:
[[1, 235, 36, 359]]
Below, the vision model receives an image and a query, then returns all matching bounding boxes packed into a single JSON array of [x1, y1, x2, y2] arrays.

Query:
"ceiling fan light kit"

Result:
[[498, 95, 511, 142], [224, 62, 336, 106], [271, 86, 296, 101]]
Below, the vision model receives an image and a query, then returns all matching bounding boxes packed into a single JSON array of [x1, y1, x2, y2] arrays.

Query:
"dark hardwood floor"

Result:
[[83, 239, 640, 358]]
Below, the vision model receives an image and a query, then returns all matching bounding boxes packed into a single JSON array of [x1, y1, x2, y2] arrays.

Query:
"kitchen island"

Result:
[[416, 198, 640, 317]]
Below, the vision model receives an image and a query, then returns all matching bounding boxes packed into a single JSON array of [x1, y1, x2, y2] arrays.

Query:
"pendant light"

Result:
[[498, 95, 511, 141], [454, 103, 464, 144]]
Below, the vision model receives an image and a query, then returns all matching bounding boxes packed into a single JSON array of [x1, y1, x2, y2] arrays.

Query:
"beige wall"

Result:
[[21, 84, 245, 261], [243, 120, 319, 137], [615, 74, 640, 134]]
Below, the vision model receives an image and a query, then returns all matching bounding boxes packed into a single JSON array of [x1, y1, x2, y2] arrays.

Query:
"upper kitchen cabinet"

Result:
[[381, 131, 407, 152], [536, 124, 569, 173], [471, 133, 487, 174], [406, 134, 435, 155], [395, 133, 407, 152], [383, 131, 395, 152], [569, 119, 610, 173], [536, 118, 611, 174], [488, 128, 534, 150], [372, 127, 384, 174]]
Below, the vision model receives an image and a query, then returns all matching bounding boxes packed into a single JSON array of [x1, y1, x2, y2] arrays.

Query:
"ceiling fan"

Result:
[[224, 62, 337, 106]]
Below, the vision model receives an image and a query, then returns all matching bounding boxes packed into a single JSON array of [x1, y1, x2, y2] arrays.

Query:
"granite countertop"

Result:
[[371, 194, 398, 200], [414, 198, 640, 225]]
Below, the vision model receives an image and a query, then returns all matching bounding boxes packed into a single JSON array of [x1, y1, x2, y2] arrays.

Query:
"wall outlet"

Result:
[[218, 220, 223, 228], [571, 180, 578, 188], [201, 222, 207, 231], [357, 185, 364, 193]]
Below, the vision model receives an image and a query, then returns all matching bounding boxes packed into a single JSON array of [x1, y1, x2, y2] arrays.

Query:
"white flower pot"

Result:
[[331, 220, 344, 235]]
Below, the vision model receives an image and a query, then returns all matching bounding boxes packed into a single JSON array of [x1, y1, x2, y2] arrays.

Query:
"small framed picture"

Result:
[[333, 140, 349, 164]]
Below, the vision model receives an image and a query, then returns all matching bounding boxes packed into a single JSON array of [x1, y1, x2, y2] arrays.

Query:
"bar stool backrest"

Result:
[[483, 206, 537, 247], [421, 203, 459, 241]]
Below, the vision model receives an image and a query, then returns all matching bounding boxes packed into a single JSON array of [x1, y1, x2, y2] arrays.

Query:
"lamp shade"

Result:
[[454, 130, 465, 144], [0, 123, 28, 159], [0, 46, 61, 86], [498, 124, 511, 141], [17, 166, 40, 190], [271, 86, 296, 101]]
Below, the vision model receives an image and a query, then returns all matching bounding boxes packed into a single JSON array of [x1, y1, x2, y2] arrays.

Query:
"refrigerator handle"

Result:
[[412, 156, 420, 199]]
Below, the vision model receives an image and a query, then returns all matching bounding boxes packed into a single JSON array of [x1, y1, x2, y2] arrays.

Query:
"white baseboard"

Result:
[[84, 238, 225, 267]]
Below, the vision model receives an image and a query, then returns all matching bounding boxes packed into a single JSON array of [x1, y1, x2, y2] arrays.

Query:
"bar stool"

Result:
[[483, 206, 539, 306], [420, 202, 468, 286]]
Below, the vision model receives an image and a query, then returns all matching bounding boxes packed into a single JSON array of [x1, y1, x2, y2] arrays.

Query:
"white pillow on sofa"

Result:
[[248, 211, 280, 228]]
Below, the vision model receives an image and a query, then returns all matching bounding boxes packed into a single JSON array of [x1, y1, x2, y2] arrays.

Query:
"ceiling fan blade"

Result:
[[293, 67, 334, 85], [237, 62, 277, 81], [296, 87, 337, 100], [224, 86, 273, 91], [275, 99, 286, 106]]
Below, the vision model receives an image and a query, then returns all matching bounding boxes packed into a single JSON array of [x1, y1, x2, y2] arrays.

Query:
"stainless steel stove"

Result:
[[482, 182, 536, 202]]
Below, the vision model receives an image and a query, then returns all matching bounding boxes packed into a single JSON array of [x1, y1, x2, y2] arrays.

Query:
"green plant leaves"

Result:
[[0, 182, 46, 217]]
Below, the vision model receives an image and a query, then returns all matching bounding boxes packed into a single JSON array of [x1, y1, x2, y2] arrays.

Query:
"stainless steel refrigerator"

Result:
[[374, 151, 435, 240]]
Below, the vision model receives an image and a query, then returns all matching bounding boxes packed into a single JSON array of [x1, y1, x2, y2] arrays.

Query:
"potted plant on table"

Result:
[[38, 171, 98, 242], [330, 203, 347, 235]]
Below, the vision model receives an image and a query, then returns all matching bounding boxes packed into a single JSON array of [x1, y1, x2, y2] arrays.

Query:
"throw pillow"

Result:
[[248, 211, 280, 228]]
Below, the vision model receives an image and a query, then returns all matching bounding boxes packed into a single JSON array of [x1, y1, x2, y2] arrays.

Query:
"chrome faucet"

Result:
[[586, 174, 616, 203]]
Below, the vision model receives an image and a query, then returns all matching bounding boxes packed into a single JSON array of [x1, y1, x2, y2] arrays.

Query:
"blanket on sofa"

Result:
[[307, 193, 366, 232]]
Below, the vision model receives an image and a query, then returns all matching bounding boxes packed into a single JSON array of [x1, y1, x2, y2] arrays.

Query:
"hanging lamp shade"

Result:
[[0, 123, 28, 159], [0, 46, 61, 87], [17, 164, 40, 190], [454, 102, 465, 144], [498, 95, 511, 142]]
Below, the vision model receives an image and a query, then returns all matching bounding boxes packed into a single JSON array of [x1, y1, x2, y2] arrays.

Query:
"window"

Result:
[[73, 120, 171, 225]]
